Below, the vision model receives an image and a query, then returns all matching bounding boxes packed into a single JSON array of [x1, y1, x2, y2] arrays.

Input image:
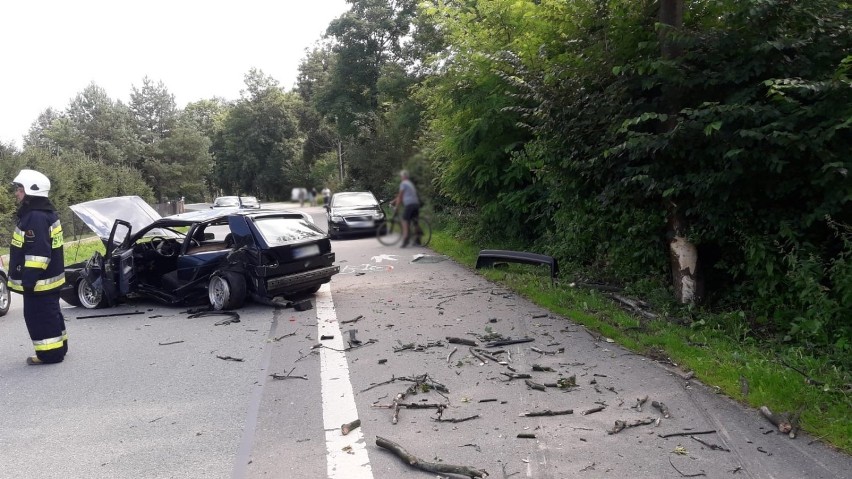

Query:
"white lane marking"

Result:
[[316, 284, 374, 479]]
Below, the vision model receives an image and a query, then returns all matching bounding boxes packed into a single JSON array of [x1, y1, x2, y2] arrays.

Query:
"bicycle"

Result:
[[376, 201, 432, 247]]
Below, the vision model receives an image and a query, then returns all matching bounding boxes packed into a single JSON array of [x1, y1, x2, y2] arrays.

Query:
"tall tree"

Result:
[[63, 83, 140, 166], [214, 69, 302, 199], [129, 76, 178, 144], [315, 0, 421, 186]]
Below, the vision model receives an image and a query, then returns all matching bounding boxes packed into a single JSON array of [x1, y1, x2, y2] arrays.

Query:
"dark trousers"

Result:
[[23, 292, 67, 363]]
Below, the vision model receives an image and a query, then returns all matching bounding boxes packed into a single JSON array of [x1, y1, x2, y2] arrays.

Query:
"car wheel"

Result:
[[77, 278, 104, 309], [302, 285, 322, 295], [208, 272, 247, 311], [0, 273, 10, 316], [326, 223, 337, 239]]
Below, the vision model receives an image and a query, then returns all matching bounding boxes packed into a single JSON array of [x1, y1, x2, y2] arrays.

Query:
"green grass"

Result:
[[63, 237, 106, 265], [430, 230, 852, 454]]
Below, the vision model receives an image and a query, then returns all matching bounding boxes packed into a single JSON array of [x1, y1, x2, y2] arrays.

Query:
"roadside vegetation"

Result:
[[430, 229, 851, 454], [0, 0, 848, 453]]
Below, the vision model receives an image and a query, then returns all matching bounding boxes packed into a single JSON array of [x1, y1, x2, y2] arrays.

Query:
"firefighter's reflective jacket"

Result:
[[8, 197, 65, 295]]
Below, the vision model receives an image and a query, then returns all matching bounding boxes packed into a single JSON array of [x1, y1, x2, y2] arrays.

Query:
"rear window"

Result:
[[253, 216, 326, 245]]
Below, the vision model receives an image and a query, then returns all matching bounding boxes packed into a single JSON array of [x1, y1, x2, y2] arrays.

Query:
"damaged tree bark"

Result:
[[376, 436, 488, 478]]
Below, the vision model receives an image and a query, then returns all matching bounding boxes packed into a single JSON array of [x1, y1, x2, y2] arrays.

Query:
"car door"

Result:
[[105, 220, 136, 298]]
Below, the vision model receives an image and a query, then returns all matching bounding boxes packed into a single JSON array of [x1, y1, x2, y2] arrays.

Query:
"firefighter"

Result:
[[8, 169, 67, 365]]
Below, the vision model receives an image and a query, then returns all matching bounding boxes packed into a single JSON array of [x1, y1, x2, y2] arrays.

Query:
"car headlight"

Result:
[[331, 215, 343, 222], [372, 212, 384, 220]]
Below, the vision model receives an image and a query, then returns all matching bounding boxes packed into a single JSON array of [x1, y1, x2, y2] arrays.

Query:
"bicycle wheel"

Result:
[[377, 219, 403, 246], [413, 217, 432, 247]]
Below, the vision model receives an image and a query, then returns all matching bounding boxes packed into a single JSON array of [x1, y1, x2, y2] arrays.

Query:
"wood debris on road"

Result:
[[376, 436, 488, 478]]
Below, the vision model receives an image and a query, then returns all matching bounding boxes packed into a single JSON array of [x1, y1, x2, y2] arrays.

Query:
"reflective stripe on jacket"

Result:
[[8, 200, 65, 295]]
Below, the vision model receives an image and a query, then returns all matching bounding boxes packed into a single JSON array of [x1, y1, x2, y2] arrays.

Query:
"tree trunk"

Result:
[[667, 203, 700, 304], [659, 0, 699, 304]]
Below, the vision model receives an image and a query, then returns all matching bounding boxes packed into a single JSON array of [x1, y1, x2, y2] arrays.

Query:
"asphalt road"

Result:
[[0, 203, 848, 479]]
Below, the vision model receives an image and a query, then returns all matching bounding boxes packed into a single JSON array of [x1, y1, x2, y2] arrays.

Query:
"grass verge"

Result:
[[429, 230, 852, 454]]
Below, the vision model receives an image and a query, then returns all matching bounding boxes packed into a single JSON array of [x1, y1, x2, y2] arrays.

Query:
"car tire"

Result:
[[208, 271, 247, 311], [326, 223, 337, 239], [302, 285, 322, 295], [77, 277, 104, 309], [0, 272, 10, 316]]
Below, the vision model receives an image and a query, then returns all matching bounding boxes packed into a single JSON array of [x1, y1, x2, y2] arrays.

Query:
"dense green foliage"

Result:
[[0, 0, 848, 367], [416, 0, 851, 365]]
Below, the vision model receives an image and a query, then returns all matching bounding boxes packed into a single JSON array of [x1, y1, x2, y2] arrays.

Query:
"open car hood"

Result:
[[70, 196, 163, 241]]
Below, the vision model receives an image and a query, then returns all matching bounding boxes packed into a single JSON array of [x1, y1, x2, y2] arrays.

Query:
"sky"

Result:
[[0, 0, 351, 147]]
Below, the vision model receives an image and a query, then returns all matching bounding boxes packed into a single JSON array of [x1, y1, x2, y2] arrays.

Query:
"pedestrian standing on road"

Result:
[[310, 187, 318, 207], [8, 169, 67, 365], [321, 187, 331, 206], [391, 169, 420, 247]]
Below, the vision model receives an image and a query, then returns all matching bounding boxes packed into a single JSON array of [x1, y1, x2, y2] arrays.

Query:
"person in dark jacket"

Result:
[[8, 169, 67, 365]]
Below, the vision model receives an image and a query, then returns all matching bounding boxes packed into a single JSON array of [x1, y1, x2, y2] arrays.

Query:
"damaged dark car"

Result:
[[61, 196, 339, 310]]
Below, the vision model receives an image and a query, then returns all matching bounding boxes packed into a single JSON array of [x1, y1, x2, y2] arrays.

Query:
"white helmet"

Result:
[[12, 169, 51, 197]]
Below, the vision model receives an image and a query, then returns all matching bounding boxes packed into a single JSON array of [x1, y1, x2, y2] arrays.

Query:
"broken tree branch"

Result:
[[658, 430, 717, 439], [608, 293, 657, 320], [469, 347, 490, 364], [270, 367, 308, 380], [340, 314, 363, 324], [216, 355, 243, 362], [608, 417, 656, 435], [776, 355, 825, 387], [690, 435, 730, 452], [633, 395, 649, 412], [759, 406, 793, 434], [374, 402, 448, 410], [447, 347, 458, 363], [500, 372, 531, 381], [447, 337, 477, 346], [485, 338, 534, 347], [376, 436, 488, 478], [525, 379, 546, 391], [521, 409, 573, 417], [652, 400, 671, 418], [434, 414, 480, 423], [543, 375, 577, 389], [473, 348, 502, 363], [272, 331, 297, 341], [668, 455, 706, 477], [582, 406, 606, 416], [341, 419, 361, 435], [361, 375, 398, 393], [531, 346, 563, 355]]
